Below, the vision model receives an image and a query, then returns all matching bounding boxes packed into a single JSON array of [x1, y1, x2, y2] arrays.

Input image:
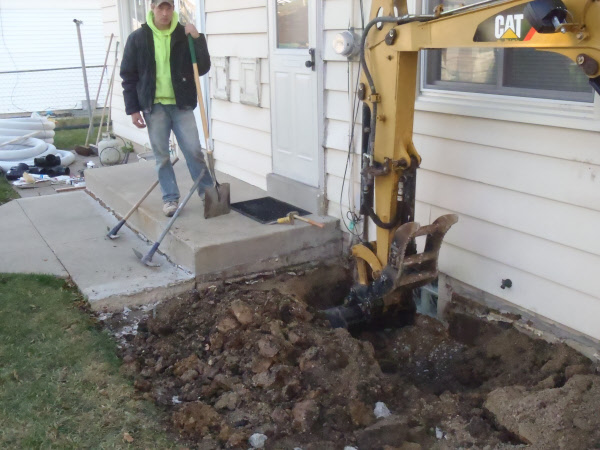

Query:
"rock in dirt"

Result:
[[173, 354, 200, 377], [355, 415, 408, 449], [231, 300, 254, 325], [348, 399, 375, 427], [172, 401, 221, 436], [484, 375, 600, 448], [180, 369, 199, 383], [146, 295, 189, 335], [292, 399, 320, 432], [374, 401, 392, 418], [226, 431, 248, 448], [565, 363, 593, 380], [214, 392, 240, 411], [257, 336, 280, 358], [248, 433, 268, 448], [216, 316, 238, 333], [251, 357, 273, 374]]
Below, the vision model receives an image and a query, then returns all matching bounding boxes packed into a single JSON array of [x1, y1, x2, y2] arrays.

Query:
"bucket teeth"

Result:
[[391, 214, 458, 291], [323, 214, 458, 329]]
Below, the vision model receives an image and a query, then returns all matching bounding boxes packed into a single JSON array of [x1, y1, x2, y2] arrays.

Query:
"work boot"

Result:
[[163, 201, 178, 217]]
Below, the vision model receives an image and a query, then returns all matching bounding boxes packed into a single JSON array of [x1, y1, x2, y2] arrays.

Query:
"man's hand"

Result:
[[184, 24, 200, 39], [131, 112, 146, 129]]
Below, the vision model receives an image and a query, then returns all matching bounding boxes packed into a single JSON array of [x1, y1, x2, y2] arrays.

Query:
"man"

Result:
[[120, 0, 213, 217]]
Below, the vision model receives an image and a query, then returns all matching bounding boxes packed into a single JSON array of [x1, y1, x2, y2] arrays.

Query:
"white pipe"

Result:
[[0, 129, 55, 140], [0, 138, 48, 160], [0, 121, 55, 131]]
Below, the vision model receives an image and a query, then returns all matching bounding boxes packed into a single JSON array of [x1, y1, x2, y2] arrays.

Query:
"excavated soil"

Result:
[[102, 264, 600, 449]]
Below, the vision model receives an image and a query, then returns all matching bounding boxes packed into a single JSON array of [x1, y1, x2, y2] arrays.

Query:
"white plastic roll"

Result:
[[0, 138, 48, 160], [0, 121, 55, 131]]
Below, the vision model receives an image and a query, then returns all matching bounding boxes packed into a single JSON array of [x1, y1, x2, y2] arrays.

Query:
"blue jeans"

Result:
[[143, 104, 213, 202]]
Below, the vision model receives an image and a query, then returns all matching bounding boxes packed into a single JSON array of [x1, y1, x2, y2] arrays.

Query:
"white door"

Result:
[[269, 0, 320, 187]]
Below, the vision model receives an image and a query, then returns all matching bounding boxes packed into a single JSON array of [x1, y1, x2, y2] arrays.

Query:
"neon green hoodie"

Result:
[[147, 10, 179, 105]]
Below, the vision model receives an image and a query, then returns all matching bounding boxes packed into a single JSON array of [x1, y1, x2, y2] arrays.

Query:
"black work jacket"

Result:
[[120, 22, 211, 115]]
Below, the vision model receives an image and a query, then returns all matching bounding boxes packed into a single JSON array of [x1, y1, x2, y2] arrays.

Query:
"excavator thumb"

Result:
[[324, 214, 458, 330]]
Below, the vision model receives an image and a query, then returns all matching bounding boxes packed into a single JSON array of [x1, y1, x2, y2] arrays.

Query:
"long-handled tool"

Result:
[[268, 211, 326, 228], [0, 131, 41, 148], [133, 167, 206, 267], [106, 157, 180, 239], [188, 35, 230, 219], [95, 42, 120, 149], [73, 19, 95, 156], [93, 33, 114, 121]]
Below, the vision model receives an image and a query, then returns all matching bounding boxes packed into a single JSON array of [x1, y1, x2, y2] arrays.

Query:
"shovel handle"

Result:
[[294, 215, 325, 228], [188, 35, 210, 152], [189, 35, 219, 186]]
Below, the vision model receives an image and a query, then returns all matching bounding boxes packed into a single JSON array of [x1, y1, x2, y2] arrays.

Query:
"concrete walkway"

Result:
[[86, 162, 342, 283], [0, 192, 194, 311], [1, 160, 342, 312]]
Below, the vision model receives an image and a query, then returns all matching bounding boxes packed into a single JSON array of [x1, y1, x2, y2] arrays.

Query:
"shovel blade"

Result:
[[204, 183, 231, 219]]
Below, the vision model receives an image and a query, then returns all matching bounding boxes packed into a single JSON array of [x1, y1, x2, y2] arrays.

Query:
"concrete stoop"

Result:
[[1, 193, 194, 311], [85, 161, 343, 283]]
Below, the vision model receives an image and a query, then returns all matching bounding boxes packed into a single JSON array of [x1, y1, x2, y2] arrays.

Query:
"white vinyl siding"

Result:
[[206, 0, 271, 190]]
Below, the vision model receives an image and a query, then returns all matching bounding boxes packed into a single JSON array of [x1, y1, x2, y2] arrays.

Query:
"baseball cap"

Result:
[[152, 0, 174, 5]]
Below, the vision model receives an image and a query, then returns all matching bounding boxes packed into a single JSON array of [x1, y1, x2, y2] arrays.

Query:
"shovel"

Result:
[[188, 35, 230, 219]]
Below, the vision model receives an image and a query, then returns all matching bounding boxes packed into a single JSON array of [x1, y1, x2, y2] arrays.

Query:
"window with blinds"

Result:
[[422, 0, 595, 103]]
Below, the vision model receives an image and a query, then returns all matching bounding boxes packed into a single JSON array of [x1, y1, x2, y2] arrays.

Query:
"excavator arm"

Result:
[[325, 0, 600, 329]]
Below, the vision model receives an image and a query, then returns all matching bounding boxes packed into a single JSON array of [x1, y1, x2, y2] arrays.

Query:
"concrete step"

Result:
[[85, 161, 342, 282], [1, 193, 194, 311]]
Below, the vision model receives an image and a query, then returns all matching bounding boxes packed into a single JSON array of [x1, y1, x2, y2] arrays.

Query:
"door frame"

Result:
[[266, 0, 326, 214]]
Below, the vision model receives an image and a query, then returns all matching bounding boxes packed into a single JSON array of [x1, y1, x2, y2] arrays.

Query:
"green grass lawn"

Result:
[[0, 274, 179, 448], [53, 127, 100, 151], [0, 175, 19, 206]]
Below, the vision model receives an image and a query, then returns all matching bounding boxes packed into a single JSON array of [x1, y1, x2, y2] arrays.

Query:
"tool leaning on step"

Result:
[[120, 0, 213, 218]]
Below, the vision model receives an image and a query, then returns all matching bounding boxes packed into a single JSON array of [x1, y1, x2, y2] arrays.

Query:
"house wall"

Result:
[[0, 0, 107, 114], [323, 0, 600, 342], [205, 0, 272, 190]]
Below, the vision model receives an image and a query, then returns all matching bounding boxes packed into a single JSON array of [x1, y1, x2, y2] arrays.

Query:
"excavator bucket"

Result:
[[323, 214, 458, 329]]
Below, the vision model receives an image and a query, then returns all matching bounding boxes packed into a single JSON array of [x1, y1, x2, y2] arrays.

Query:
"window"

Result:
[[129, 0, 149, 32], [276, 0, 309, 49], [422, 0, 595, 103]]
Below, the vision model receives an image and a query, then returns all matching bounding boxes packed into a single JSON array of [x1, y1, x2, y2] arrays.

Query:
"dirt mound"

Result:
[[103, 265, 600, 449]]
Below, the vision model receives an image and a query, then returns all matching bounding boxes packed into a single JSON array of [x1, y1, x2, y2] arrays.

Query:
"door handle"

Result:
[[305, 48, 316, 71]]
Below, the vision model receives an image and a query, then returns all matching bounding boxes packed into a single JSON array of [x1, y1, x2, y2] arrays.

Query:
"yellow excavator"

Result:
[[325, 0, 600, 328]]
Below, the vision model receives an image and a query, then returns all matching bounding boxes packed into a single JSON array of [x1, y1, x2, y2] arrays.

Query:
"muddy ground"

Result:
[[102, 264, 600, 449]]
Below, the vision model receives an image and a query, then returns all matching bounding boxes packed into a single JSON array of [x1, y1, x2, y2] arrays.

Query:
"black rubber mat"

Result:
[[230, 197, 310, 224]]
